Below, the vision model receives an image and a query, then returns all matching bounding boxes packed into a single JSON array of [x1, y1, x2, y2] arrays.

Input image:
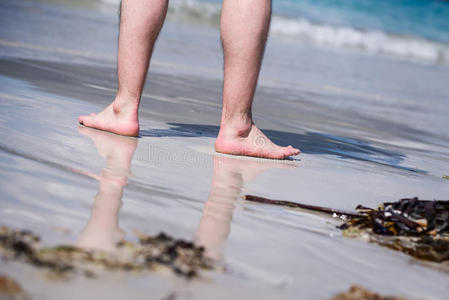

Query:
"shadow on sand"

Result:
[[140, 123, 425, 174]]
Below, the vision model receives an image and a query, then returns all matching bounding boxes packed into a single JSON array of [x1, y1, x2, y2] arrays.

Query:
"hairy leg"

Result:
[[215, 0, 300, 159], [79, 0, 168, 136]]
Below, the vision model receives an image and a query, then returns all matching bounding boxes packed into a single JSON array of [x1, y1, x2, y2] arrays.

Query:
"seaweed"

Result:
[[340, 197, 449, 236], [330, 285, 406, 300], [0, 227, 214, 279], [340, 197, 449, 263], [244, 195, 449, 265]]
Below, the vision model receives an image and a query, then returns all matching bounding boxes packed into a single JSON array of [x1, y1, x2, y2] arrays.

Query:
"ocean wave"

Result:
[[270, 16, 449, 65], [101, 0, 449, 65]]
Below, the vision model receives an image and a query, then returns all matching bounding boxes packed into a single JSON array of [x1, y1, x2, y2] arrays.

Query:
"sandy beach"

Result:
[[1, 0, 449, 299]]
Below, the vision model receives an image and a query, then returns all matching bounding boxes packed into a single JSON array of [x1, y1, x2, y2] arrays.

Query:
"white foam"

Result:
[[270, 16, 449, 64]]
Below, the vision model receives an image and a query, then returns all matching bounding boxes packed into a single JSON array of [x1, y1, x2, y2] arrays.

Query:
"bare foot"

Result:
[[78, 100, 140, 137], [215, 123, 300, 159]]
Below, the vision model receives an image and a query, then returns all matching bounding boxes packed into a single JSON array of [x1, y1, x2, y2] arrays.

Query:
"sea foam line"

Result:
[[270, 16, 449, 65]]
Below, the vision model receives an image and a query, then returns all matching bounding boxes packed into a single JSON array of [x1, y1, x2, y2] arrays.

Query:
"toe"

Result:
[[80, 115, 94, 127], [79, 113, 97, 125], [283, 147, 300, 158]]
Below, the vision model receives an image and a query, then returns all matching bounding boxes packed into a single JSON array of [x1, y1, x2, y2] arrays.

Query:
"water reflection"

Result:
[[75, 126, 297, 258], [195, 155, 297, 260], [76, 126, 137, 251]]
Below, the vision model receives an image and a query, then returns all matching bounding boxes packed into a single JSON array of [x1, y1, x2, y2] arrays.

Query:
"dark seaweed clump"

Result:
[[339, 197, 449, 263], [0, 227, 213, 279]]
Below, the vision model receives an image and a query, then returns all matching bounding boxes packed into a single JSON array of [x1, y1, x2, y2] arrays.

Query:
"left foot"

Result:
[[78, 99, 139, 137], [215, 123, 300, 159]]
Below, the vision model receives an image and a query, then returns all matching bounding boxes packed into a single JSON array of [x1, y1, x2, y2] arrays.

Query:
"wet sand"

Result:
[[1, 56, 448, 299], [1, 0, 449, 299]]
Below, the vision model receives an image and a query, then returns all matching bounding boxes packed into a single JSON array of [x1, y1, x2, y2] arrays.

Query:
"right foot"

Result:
[[78, 100, 140, 136], [215, 122, 300, 160]]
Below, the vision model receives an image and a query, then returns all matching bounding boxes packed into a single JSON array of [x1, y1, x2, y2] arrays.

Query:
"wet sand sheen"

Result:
[[0, 56, 448, 299], [0, 0, 449, 299]]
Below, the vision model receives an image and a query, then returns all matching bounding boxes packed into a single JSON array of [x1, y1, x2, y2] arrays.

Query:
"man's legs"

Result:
[[215, 0, 300, 159], [79, 0, 299, 159], [79, 0, 168, 136]]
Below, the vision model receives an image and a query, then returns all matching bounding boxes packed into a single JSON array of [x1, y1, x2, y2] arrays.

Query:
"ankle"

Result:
[[115, 87, 140, 105], [219, 117, 253, 138], [112, 96, 139, 114]]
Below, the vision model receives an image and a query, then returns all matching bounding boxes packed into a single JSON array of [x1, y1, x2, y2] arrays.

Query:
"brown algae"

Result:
[[0, 227, 213, 279], [339, 197, 449, 263]]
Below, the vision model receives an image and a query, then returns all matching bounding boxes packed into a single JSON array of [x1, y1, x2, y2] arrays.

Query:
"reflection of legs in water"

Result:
[[195, 155, 296, 260], [76, 126, 138, 251]]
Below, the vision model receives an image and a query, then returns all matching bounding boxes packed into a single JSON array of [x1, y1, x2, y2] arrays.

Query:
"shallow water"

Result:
[[1, 0, 449, 299]]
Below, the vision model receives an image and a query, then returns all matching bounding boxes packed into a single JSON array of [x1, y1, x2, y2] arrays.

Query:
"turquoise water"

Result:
[[273, 0, 449, 44]]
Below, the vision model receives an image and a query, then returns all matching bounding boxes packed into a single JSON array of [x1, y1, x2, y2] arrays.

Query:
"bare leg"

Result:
[[215, 0, 300, 159], [79, 0, 168, 136]]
